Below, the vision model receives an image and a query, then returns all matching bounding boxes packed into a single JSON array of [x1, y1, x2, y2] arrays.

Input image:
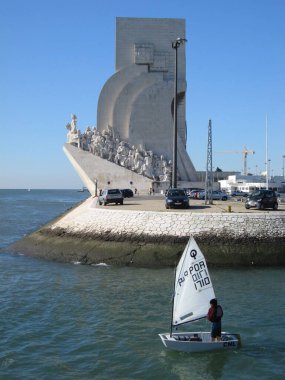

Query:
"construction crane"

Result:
[[218, 145, 255, 175], [205, 119, 213, 205]]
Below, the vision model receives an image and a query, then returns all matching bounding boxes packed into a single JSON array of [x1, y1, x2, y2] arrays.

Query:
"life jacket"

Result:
[[208, 305, 223, 322]]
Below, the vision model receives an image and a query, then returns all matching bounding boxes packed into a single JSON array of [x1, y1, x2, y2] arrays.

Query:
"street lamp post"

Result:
[[172, 37, 187, 188], [265, 161, 268, 190], [268, 159, 271, 183]]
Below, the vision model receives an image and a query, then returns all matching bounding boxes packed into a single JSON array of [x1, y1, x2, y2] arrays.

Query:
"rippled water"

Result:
[[0, 190, 284, 379]]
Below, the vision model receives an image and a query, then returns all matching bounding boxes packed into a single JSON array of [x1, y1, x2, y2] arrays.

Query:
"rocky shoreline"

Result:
[[7, 196, 285, 267]]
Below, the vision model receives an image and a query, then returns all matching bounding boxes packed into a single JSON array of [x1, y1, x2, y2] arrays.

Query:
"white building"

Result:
[[219, 175, 285, 194]]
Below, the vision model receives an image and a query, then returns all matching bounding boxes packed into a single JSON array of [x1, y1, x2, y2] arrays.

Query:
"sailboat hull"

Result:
[[159, 331, 240, 353]]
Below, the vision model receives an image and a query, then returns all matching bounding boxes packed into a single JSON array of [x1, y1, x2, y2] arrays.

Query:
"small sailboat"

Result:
[[77, 187, 86, 192], [159, 236, 240, 353]]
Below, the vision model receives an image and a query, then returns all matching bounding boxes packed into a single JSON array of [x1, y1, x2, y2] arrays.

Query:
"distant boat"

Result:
[[77, 187, 87, 192], [159, 236, 241, 353]]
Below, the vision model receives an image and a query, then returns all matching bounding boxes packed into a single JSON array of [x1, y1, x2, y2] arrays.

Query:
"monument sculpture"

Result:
[[64, 17, 198, 194], [66, 114, 80, 147], [66, 114, 172, 182], [96, 17, 197, 182]]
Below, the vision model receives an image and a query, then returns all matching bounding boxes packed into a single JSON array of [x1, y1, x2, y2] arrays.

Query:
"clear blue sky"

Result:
[[1, 0, 284, 188]]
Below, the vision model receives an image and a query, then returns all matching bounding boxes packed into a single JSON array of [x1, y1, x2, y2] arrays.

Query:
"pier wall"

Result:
[[9, 198, 285, 267]]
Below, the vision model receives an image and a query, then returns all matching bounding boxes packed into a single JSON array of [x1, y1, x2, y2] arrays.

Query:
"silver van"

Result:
[[98, 189, 124, 206]]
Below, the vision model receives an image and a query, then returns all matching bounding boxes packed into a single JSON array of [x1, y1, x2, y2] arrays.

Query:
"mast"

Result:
[[265, 114, 269, 190], [170, 265, 177, 337]]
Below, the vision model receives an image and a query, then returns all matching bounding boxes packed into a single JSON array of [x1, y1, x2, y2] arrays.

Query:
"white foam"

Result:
[[92, 262, 110, 267]]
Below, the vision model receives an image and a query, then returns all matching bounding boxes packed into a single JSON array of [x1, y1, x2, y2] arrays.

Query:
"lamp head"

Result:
[[172, 37, 187, 48], [177, 37, 187, 43]]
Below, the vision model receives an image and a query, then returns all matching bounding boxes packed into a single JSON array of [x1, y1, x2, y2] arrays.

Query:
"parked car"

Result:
[[98, 189, 124, 206], [245, 190, 278, 210], [183, 188, 203, 197], [199, 191, 228, 201], [183, 188, 191, 196], [120, 189, 134, 198], [165, 188, 189, 209], [277, 192, 285, 204], [231, 191, 248, 197], [188, 189, 204, 198]]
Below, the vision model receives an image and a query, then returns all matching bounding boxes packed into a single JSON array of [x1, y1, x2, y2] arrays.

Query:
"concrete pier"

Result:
[[8, 195, 285, 267]]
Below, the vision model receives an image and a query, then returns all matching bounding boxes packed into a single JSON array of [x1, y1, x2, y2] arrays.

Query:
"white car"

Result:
[[98, 189, 124, 206], [199, 191, 228, 201]]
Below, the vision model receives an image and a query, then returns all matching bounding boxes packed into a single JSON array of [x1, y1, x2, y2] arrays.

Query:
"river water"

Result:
[[0, 190, 284, 380]]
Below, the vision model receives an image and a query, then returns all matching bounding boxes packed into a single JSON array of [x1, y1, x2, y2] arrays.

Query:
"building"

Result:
[[219, 174, 285, 194]]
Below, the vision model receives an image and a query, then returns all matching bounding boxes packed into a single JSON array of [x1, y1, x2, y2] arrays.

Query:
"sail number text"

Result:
[[178, 260, 211, 290]]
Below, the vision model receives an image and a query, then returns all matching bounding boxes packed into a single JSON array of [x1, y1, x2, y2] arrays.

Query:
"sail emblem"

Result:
[[190, 249, 197, 259]]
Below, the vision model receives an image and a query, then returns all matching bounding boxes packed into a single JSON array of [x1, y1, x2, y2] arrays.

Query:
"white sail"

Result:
[[172, 237, 215, 326]]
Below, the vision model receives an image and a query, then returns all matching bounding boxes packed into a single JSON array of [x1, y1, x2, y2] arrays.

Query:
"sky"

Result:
[[1, 0, 284, 189]]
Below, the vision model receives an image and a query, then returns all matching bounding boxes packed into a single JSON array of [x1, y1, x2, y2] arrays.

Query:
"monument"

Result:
[[64, 17, 198, 194]]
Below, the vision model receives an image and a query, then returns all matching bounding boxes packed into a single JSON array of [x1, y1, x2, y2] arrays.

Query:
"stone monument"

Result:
[[97, 17, 197, 181], [64, 17, 198, 194]]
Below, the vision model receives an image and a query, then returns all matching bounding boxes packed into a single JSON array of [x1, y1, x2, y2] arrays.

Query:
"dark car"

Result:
[[98, 189, 124, 206], [245, 190, 278, 210], [121, 189, 134, 198], [165, 188, 189, 209]]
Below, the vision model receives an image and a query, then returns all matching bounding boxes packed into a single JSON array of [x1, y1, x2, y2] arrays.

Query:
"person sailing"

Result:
[[207, 298, 224, 342]]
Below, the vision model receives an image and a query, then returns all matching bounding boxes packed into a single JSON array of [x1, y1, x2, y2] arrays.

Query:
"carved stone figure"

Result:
[[66, 115, 80, 147], [70, 114, 77, 132], [161, 160, 172, 182], [65, 115, 172, 181], [125, 150, 135, 170], [133, 149, 143, 174], [142, 151, 154, 178]]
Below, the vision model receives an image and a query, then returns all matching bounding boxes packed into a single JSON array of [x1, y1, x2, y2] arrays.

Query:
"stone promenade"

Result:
[[9, 195, 285, 267], [94, 194, 285, 213]]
